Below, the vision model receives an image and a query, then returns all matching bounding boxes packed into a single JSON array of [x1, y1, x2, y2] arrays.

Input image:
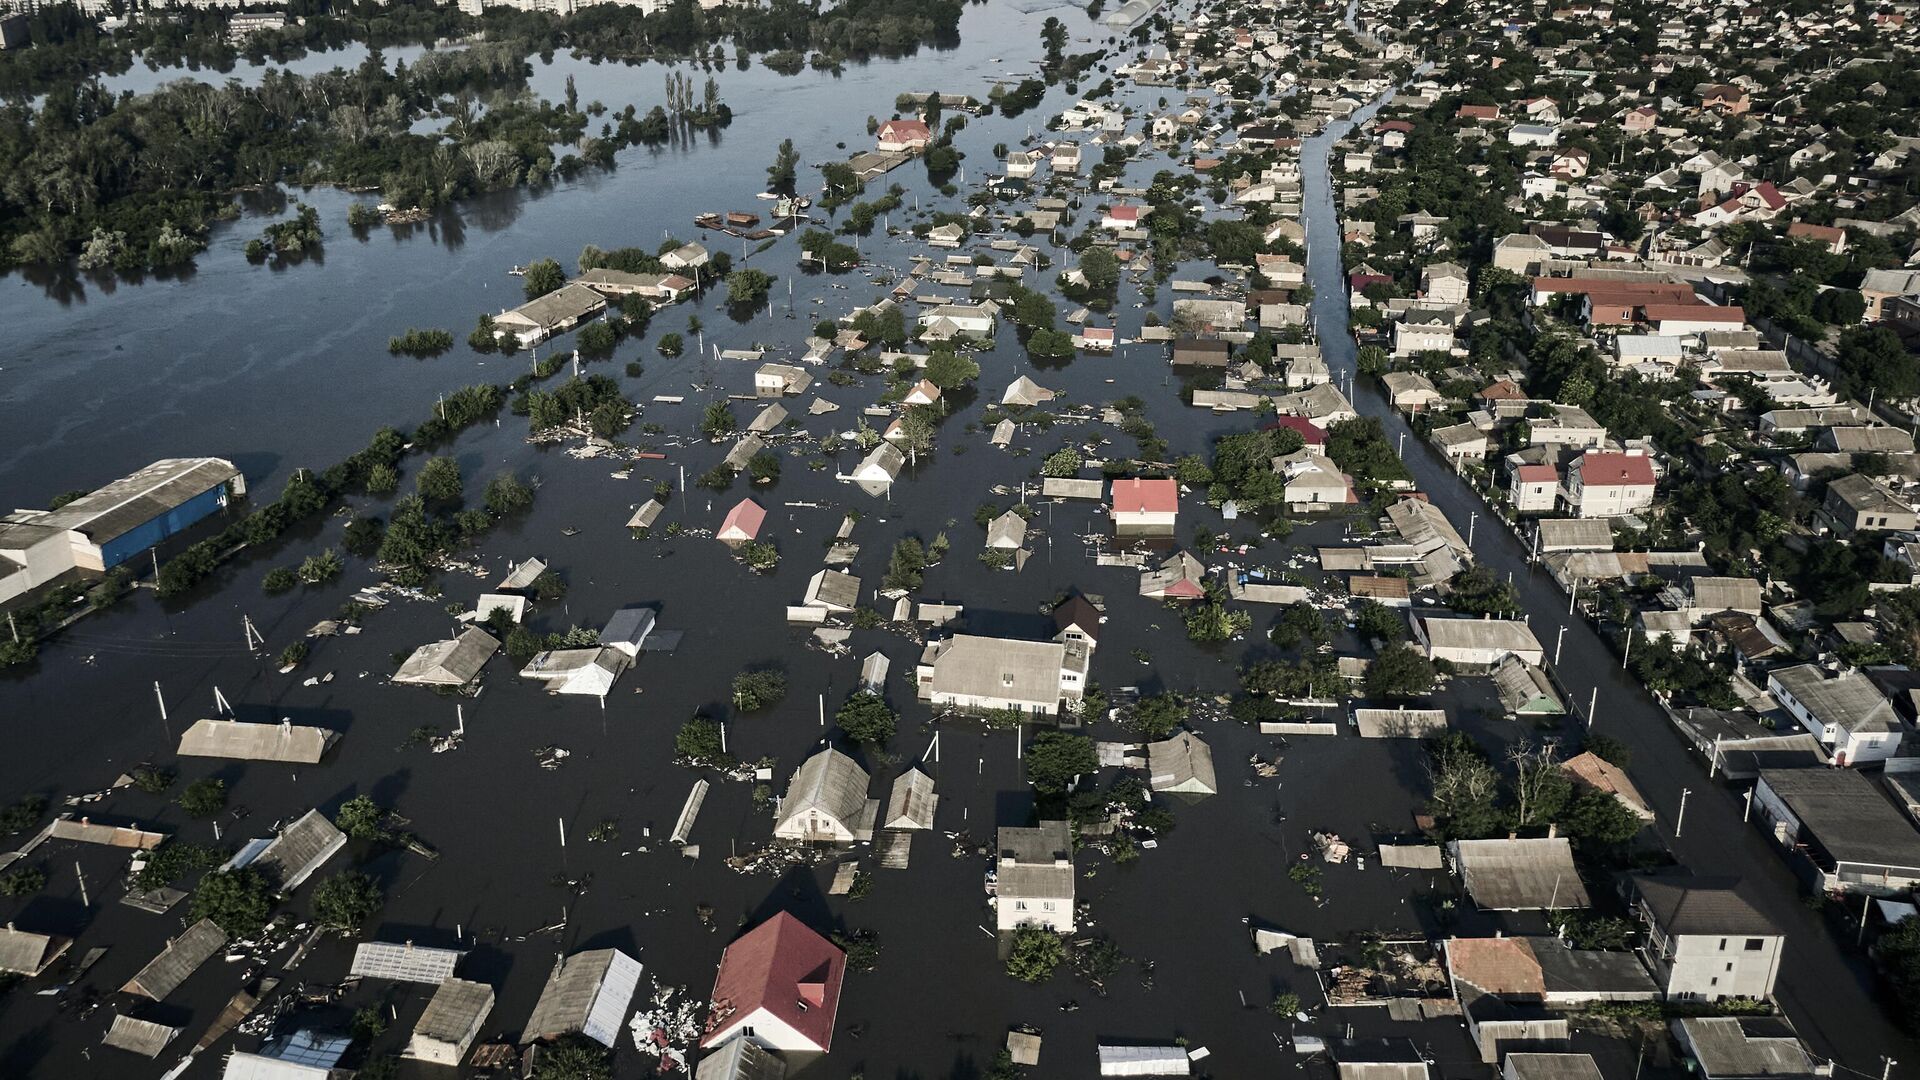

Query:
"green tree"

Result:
[[1042, 447, 1083, 477], [675, 716, 732, 766], [416, 457, 462, 504], [365, 463, 399, 495], [297, 548, 343, 585], [658, 333, 685, 357], [727, 268, 775, 306], [1425, 732, 1503, 840], [522, 258, 566, 300], [836, 692, 898, 746], [1561, 787, 1645, 848], [485, 473, 535, 516], [312, 870, 382, 933], [767, 138, 801, 195], [731, 669, 788, 711], [924, 351, 981, 389], [1078, 246, 1120, 291], [530, 1036, 611, 1080], [1026, 731, 1097, 793], [1130, 694, 1186, 739], [179, 778, 227, 819], [1005, 924, 1064, 982], [190, 868, 273, 937], [701, 400, 736, 438], [1447, 565, 1521, 616], [1365, 644, 1435, 699], [884, 537, 927, 591], [334, 795, 391, 842], [1355, 599, 1406, 642], [747, 451, 782, 484]]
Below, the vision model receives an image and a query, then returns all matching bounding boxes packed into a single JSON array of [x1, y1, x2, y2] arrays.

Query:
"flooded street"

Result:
[[3, 0, 1915, 1075]]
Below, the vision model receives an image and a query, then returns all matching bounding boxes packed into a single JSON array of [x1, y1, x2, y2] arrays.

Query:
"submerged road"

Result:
[[1295, 63, 1918, 1075]]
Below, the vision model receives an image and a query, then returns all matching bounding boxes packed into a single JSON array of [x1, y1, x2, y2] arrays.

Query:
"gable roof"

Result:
[[702, 912, 846, 1051], [1629, 871, 1777, 936], [1111, 477, 1179, 515]]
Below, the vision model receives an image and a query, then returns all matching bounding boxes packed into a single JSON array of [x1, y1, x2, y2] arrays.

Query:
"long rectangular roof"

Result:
[[178, 719, 338, 764], [414, 978, 494, 1044], [351, 941, 466, 984], [250, 809, 345, 891], [26, 458, 238, 543], [521, 948, 641, 1046]]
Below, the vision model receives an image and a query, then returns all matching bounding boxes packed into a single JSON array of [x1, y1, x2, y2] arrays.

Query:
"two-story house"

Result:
[[1626, 872, 1783, 1001], [1563, 451, 1656, 518]]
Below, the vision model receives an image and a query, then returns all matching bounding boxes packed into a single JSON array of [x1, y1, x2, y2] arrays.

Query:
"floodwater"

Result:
[[0, 0, 1913, 1077]]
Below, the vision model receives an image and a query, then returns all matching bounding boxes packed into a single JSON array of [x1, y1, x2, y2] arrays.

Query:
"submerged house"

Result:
[[1145, 731, 1218, 796], [917, 634, 1091, 716], [995, 820, 1075, 933], [405, 978, 495, 1067], [492, 282, 607, 348], [520, 948, 643, 1048], [883, 767, 938, 830], [773, 749, 878, 844], [702, 911, 846, 1054], [519, 647, 632, 696], [177, 718, 339, 765], [392, 627, 500, 689]]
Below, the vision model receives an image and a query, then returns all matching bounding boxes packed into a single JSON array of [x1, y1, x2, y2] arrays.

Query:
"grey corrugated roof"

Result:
[[1767, 664, 1898, 734], [1449, 837, 1591, 910], [122, 919, 226, 1000], [520, 949, 633, 1044], [252, 809, 345, 892], [103, 1014, 181, 1057], [883, 768, 938, 829], [1535, 518, 1614, 552], [776, 750, 873, 836], [178, 718, 338, 764], [927, 634, 1067, 706], [999, 821, 1071, 865], [1504, 1054, 1603, 1080], [351, 941, 466, 984], [393, 627, 500, 686], [0, 927, 66, 974], [1676, 1017, 1819, 1079]]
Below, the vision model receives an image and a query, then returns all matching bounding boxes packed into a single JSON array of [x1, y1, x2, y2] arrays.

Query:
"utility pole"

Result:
[[75, 862, 88, 908], [154, 681, 169, 738], [1675, 787, 1692, 838], [1622, 630, 1633, 669], [1744, 786, 1754, 823], [1467, 511, 1477, 547], [1587, 686, 1597, 727], [1882, 1057, 1897, 1080], [1555, 625, 1567, 666]]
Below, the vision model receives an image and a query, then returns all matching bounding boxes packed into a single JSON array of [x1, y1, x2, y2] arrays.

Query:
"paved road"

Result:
[[1295, 80, 1917, 1075]]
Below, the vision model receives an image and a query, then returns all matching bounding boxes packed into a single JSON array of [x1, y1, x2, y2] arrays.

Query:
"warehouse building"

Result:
[[0, 457, 243, 604]]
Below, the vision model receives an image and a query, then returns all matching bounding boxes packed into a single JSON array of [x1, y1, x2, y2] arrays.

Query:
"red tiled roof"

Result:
[[1107, 204, 1140, 222], [1643, 304, 1744, 323], [1787, 222, 1844, 243], [718, 498, 766, 540], [1456, 104, 1501, 120], [702, 912, 845, 1051], [1112, 478, 1179, 515], [1447, 937, 1545, 997], [1576, 452, 1655, 488], [879, 119, 931, 140], [1515, 464, 1558, 483], [1265, 415, 1328, 445], [1477, 379, 1527, 400]]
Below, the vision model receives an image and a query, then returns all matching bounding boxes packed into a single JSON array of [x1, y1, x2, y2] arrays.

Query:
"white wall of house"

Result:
[[1653, 932, 1783, 1001]]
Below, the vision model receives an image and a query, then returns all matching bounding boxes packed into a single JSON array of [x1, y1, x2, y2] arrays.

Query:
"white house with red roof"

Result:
[[717, 498, 767, 544], [875, 118, 932, 152], [1564, 451, 1656, 518], [1074, 325, 1116, 352], [1644, 304, 1746, 337], [1510, 463, 1559, 513], [701, 912, 846, 1055], [1101, 203, 1142, 231], [1111, 478, 1178, 534]]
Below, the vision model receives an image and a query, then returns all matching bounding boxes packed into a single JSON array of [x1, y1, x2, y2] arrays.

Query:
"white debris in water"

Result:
[[628, 977, 704, 1072]]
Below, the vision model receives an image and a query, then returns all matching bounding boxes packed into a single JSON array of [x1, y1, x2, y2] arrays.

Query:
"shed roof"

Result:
[[927, 634, 1068, 706], [1676, 1017, 1821, 1080], [520, 948, 641, 1046], [102, 1014, 180, 1057], [1535, 518, 1615, 552], [1505, 1054, 1604, 1080]]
